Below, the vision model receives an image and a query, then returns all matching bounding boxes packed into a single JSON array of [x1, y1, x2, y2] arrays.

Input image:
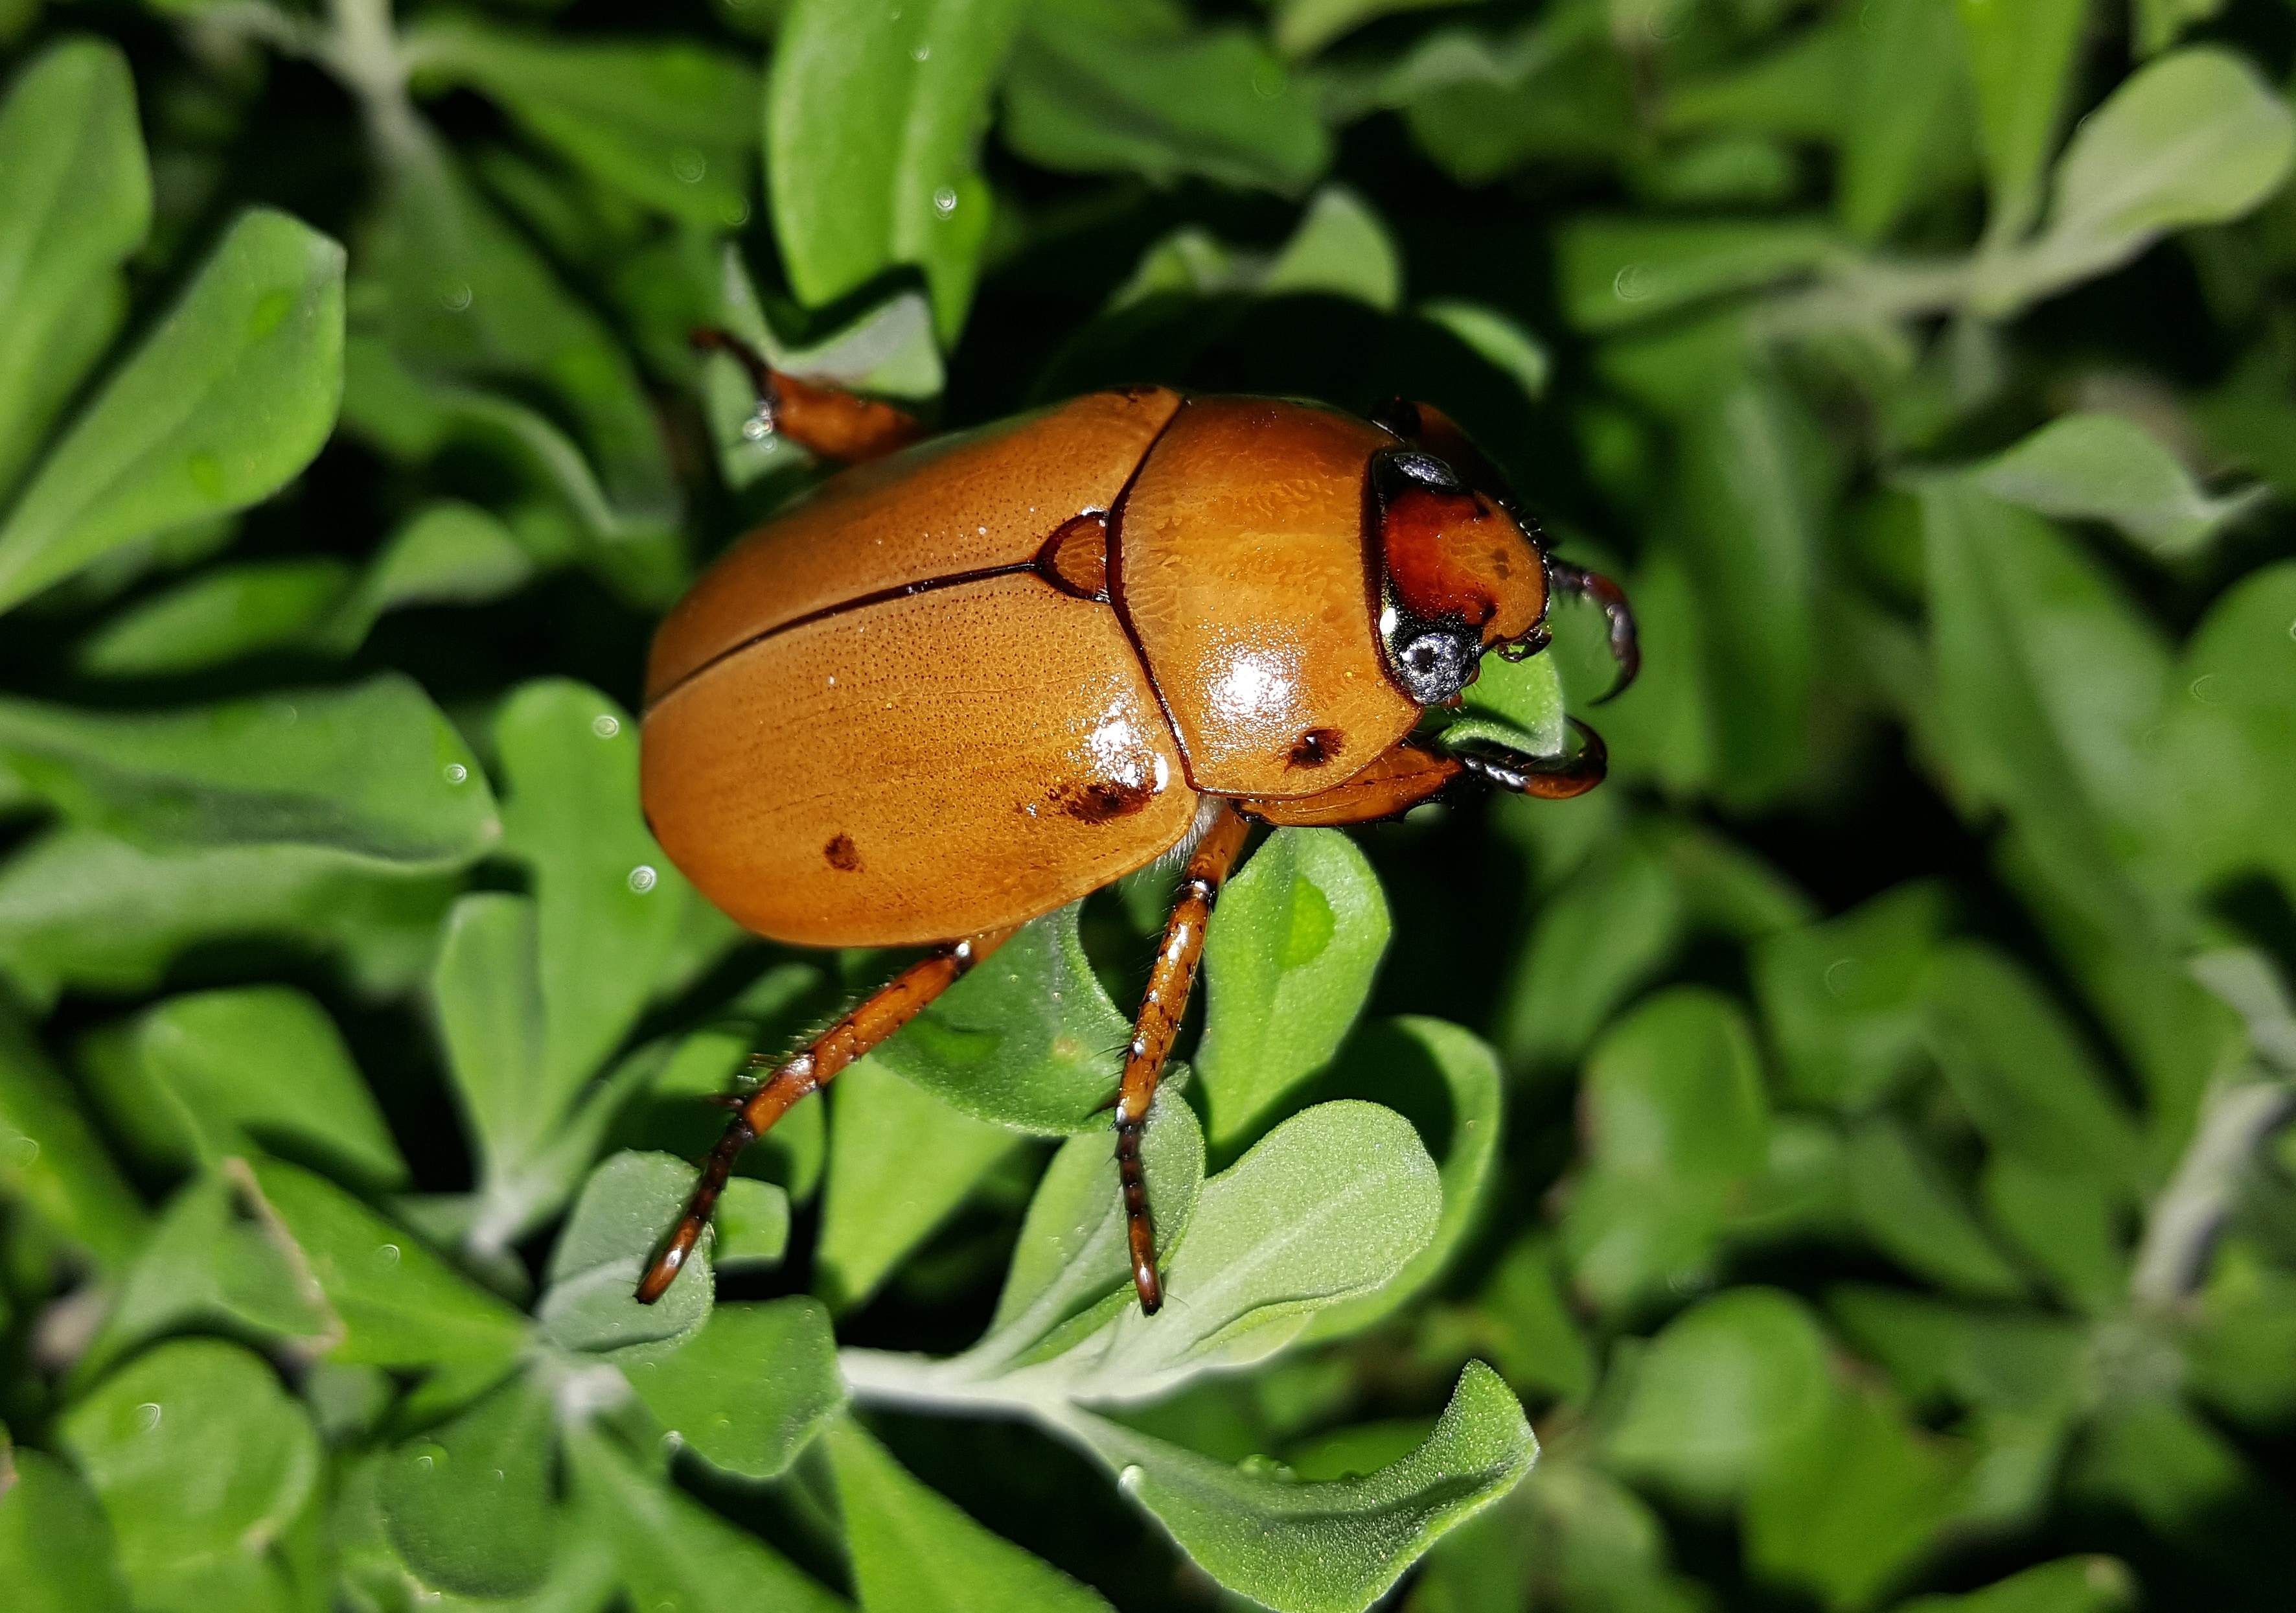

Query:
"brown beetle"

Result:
[[636, 332, 1636, 1313]]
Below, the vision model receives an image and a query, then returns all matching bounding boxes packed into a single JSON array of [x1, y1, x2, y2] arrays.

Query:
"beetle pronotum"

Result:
[[636, 332, 1636, 1313]]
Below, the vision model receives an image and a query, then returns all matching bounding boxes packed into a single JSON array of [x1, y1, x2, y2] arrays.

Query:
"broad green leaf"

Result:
[[1921, 944, 2142, 1189], [0, 997, 147, 1272], [76, 558, 352, 677], [2061, 1393, 2257, 1538], [1742, 1375, 1968, 1608], [564, 1422, 849, 1613], [825, 1415, 1112, 1613], [978, 1085, 1203, 1364], [408, 19, 757, 226], [1005, 0, 1329, 196], [0, 827, 458, 1010], [0, 1446, 133, 1613], [380, 1372, 557, 1599], [0, 38, 150, 503], [1954, 0, 2087, 239], [82, 986, 404, 1188], [1109, 187, 1399, 312], [1828, 1286, 2085, 1416], [768, 0, 1026, 342], [1454, 639, 1566, 754], [1753, 882, 1949, 1111], [538, 1150, 714, 1353], [0, 673, 499, 868], [1198, 829, 1390, 1147], [361, 146, 679, 532], [1556, 217, 1837, 332], [621, 1299, 845, 1480], [1838, 0, 1977, 244], [246, 1156, 531, 1368], [1564, 988, 1771, 1314], [1271, 0, 1473, 57], [871, 903, 1131, 1134], [816, 1056, 1024, 1312], [1063, 1362, 1533, 1613], [1498, 828, 1682, 1067], [1981, 1156, 2124, 1312], [337, 1450, 621, 1613], [1844, 1117, 2027, 1299], [714, 1176, 790, 1268], [0, 208, 344, 615], [1604, 1287, 1835, 1505], [497, 681, 696, 1102], [1077, 1101, 1439, 1391], [1897, 1556, 2136, 1613], [1298, 1017, 1505, 1343], [1974, 412, 2265, 557], [1394, 8, 1634, 185], [1631, 132, 1801, 207], [58, 1339, 321, 1612], [1465, 1233, 1598, 1404], [2010, 48, 2296, 301], [325, 500, 534, 649], [1419, 298, 1550, 400], [433, 892, 547, 1199], [1664, 14, 1852, 139], [80, 1171, 334, 1380]]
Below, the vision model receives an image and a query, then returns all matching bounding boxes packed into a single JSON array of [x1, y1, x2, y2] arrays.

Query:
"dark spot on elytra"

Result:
[[825, 833, 861, 871], [1049, 778, 1154, 824], [1288, 728, 1344, 769]]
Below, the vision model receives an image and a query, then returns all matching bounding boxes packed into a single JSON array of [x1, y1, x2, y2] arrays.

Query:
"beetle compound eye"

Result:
[[1390, 627, 1475, 705]]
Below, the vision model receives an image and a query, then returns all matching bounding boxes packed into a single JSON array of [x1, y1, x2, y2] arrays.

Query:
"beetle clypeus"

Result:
[[636, 331, 1637, 1314]]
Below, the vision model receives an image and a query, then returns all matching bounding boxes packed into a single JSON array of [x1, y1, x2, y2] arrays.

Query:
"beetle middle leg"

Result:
[[691, 328, 925, 463], [636, 925, 1016, 1303], [1116, 801, 1252, 1314]]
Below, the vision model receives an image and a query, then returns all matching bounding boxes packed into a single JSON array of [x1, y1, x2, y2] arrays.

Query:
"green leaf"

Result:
[[1564, 988, 1771, 1315], [1198, 828, 1391, 1148], [1391, 10, 1635, 186], [1109, 187, 1399, 312], [1454, 638, 1566, 754], [1004, 0, 1329, 196], [326, 500, 534, 649], [872, 903, 1131, 1134], [433, 892, 548, 1201], [408, 19, 758, 227], [0, 827, 459, 1010], [1837, 0, 1977, 244], [497, 680, 696, 1101], [539, 1150, 714, 1354], [1556, 217, 1837, 332], [977, 1085, 1203, 1364], [1664, 14, 1852, 140], [0, 673, 501, 868], [1073, 1101, 1440, 1391], [1752, 882, 1949, 1111], [2010, 48, 2296, 301], [83, 986, 404, 1188], [1604, 1287, 1835, 1506], [1419, 298, 1551, 401], [1896, 1556, 2136, 1613], [1271, 0, 1473, 58], [1464, 1233, 1598, 1404], [1062, 1362, 1533, 1613], [825, 1415, 1112, 1613], [0, 996, 148, 1273], [0, 38, 150, 504], [1921, 944, 2143, 1189], [767, 0, 1026, 342], [1980, 1156, 2124, 1312], [76, 559, 352, 677], [1953, 0, 2088, 239], [0, 208, 345, 616], [1828, 1285, 2084, 1417], [1973, 412, 2264, 557], [1742, 1375, 1968, 1609], [58, 1338, 321, 1612], [622, 1299, 845, 1480], [713, 1176, 790, 1268], [0, 1445, 133, 1613], [1298, 1017, 1505, 1343], [380, 1371, 557, 1599], [816, 1056, 1024, 1312], [246, 1156, 531, 1369], [1498, 826, 1682, 1067], [564, 1422, 849, 1613], [1844, 1116, 2028, 1299]]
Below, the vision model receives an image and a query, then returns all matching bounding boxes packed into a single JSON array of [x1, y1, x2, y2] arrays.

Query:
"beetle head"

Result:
[[1370, 447, 1549, 707]]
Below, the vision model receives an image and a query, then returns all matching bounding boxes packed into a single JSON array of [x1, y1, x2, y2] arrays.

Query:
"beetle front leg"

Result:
[[636, 924, 1016, 1303], [691, 328, 926, 464], [1449, 716, 1609, 799], [1115, 802, 1252, 1314]]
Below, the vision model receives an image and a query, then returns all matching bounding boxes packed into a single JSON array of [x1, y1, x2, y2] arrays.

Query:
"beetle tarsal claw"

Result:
[[1447, 715, 1608, 800], [1546, 560, 1640, 702]]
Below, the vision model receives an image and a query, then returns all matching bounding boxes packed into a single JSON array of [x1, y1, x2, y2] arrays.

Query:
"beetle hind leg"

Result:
[[1114, 802, 1252, 1314], [691, 327, 925, 465], [636, 925, 1017, 1303]]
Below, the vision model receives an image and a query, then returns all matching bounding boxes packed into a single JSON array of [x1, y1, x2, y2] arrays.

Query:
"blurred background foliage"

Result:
[[1, 0, 2295, 1609]]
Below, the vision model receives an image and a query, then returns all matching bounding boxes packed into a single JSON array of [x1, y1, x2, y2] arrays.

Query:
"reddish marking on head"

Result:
[[1380, 487, 1546, 647]]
